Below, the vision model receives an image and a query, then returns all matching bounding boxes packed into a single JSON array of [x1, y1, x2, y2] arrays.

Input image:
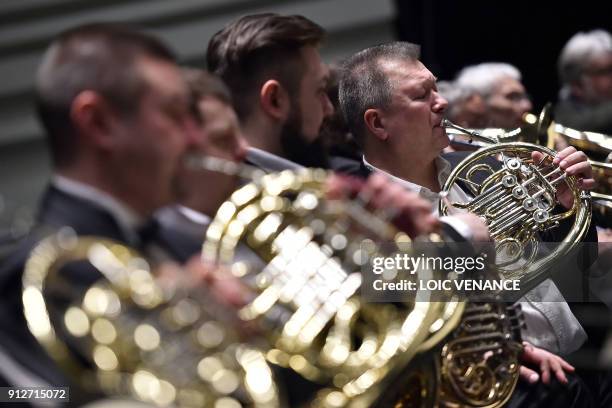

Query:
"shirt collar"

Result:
[[52, 174, 143, 244], [362, 155, 452, 200]]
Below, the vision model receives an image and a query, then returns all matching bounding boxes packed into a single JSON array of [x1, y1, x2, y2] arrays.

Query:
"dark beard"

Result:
[[279, 109, 330, 169]]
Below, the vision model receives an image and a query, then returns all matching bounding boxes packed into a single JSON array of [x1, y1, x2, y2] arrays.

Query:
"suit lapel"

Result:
[[37, 185, 128, 243]]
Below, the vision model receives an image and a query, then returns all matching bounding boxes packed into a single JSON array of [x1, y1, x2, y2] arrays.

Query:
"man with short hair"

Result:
[[155, 68, 249, 260], [207, 13, 334, 170], [338, 42, 599, 405], [556, 29, 612, 134], [0, 22, 198, 390]]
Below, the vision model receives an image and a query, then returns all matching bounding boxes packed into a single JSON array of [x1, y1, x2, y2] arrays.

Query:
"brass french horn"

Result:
[[440, 116, 593, 290], [22, 230, 281, 407], [446, 104, 611, 224]]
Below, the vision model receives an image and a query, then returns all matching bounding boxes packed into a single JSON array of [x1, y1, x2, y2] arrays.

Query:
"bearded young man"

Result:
[[206, 13, 334, 171]]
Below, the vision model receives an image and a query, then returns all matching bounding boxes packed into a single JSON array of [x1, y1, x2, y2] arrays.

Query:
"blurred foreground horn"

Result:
[[202, 167, 521, 407], [23, 230, 280, 407]]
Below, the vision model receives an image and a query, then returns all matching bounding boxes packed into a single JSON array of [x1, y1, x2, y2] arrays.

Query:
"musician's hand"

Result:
[[157, 257, 253, 308], [532, 147, 595, 209], [598, 227, 612, 243], [519, 341, 575, 385], [326, 173, 439, 237], [187, 256, 253, 307]]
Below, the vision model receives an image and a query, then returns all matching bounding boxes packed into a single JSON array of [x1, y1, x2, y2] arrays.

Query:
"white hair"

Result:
[[455, 62, 522, 98], [437, 80, 473, 121], [558, 29, 612, 85]]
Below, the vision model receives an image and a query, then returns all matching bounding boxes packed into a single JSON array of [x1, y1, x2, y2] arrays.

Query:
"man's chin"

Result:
[[434, 128, 450, 148]]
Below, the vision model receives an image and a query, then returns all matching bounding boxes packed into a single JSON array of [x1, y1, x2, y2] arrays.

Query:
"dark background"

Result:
[[394, 0, 612, 114]]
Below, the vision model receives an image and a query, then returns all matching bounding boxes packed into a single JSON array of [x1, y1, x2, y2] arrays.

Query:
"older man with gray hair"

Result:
[[436, 80, 488, 129], [454, 62, 533, 129], [338, 43, 602, 399], [556, 29, 612, 134]]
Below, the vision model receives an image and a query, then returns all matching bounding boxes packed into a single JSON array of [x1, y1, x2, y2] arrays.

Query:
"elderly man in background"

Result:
[[556, 29, 612, 134], [437, 79, 488, 129], [454, 62, 533, 129]]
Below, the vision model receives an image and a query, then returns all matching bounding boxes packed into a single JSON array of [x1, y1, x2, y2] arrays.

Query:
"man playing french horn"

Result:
[[338, 41, 601, 407]]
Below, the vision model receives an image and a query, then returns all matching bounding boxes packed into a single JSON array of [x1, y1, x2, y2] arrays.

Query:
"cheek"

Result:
[[301, 100, 323, 137], [594, 77, 612, 94]]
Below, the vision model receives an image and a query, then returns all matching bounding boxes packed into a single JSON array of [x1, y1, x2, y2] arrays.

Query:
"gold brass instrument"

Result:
[[200, 165, 523, 407], [447, 104, 612, 158], [591, 161, 612, 224], [440, 119, 592, 289], [22, 230, 280, 407], [445, 105, 612, 225], [551, 123, 612, 158], [202, 168, 450, 406], [22, 161, 524, 408], [445, 107, 552, 150]]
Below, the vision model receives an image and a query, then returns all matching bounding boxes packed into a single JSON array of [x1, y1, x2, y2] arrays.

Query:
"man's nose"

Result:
[[521, 98, 533, 114], [433, 93, 448, 113], [183, 117, 202, 148], [233, 133, 249, 162], [323, 94, 335, 117]]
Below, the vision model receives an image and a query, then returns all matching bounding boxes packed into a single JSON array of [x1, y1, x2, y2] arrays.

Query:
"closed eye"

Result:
[[414, 89, 429, 100]]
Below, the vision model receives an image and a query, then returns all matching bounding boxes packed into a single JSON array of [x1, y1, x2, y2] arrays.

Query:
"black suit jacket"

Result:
[[0, 186, 195, 389], [0, 186, 134, 387]]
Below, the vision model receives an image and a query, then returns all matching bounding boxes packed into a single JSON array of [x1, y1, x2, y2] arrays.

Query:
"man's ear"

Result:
[[260, 79, 290, 120], [364, 108, 388, 141], [70, 90, 117, 151]]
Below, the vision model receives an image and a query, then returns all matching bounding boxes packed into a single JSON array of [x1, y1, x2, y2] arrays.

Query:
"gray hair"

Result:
[[455, 62, 522, 99], [437, 80, 474, 122], [338, 41, 420, 147], [558, 29, 612, 85]]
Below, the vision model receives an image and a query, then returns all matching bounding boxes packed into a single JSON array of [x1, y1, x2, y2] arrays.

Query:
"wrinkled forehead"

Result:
[[589, 51, 612, 69], [379, 58, 433, 88], [493, 76, 525, 94]]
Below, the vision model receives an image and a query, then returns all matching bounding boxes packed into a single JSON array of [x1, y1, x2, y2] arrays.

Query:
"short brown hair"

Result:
[[206, 13, 325, 121], [36, 23, 176, 168], [182, 68, 232, 124]]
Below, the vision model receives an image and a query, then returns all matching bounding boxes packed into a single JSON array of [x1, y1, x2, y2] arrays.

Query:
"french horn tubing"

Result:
[[22, 230, 281, 407], [440, 119, 592, 291]]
